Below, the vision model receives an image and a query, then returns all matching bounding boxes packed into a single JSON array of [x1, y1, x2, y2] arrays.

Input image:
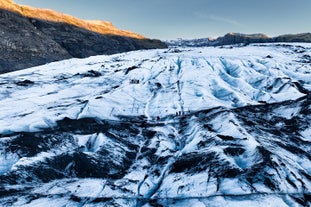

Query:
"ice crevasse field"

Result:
[[0, 43, 310, 207]]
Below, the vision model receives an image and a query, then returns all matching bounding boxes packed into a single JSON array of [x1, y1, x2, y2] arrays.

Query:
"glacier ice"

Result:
[[0, 43, 310, 206]]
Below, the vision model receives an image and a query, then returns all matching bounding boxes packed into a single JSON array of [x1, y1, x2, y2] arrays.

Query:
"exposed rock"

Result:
[[0, 0, 167, 74], [0, 9, 71, 73], [216, 32, 271, 45]]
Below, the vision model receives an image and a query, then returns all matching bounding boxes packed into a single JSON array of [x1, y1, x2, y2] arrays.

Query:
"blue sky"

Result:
[[14, 0, 311, 40]]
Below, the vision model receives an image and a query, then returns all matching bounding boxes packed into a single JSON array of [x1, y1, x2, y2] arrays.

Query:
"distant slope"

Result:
[[274, 33, 311, 43], [0, 0, 167, 74], [217, 32, 271, 45], [167, 32, 311, 47]]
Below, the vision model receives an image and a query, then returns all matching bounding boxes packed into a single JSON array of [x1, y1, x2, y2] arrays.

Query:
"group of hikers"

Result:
[[175, 111, 184, 116], [155, 110, 190, 121], [130, 79, 140, 84]]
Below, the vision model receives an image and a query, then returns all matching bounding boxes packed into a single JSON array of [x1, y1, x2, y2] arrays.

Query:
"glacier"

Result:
[[0, 43, 310, 206]]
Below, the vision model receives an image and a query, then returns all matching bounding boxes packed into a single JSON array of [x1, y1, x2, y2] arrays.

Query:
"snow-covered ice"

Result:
[[0, 44, 310, 135], [0, 43, 310, 207]]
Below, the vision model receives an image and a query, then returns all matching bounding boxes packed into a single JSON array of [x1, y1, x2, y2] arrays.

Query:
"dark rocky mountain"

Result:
[[217, 33, 270, 45], [167, 32, 311, 47], [0, 0, 167, 74], [274, 33, 311, 43]]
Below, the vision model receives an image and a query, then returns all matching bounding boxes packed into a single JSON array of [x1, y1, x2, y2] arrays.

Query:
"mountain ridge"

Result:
[[0, 0, 144, 38], [0, 0, 167, 74], [167, 32, 311, 47]]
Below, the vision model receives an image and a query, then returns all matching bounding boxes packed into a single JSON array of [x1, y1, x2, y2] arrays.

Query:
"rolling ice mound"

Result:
[[0, 43, 310, 206], [0, 43, 310, 135]]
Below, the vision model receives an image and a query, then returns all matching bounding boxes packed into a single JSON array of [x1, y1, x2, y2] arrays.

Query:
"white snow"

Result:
[[201, 195, 290, 207], [32, 178, 106, 197], [300, 128, 311, 141], [0, 152, 18, 175], [11, 152, 55, 170]]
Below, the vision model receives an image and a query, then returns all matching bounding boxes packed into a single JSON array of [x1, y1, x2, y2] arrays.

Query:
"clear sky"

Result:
[[14, 0, 311, 40]]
